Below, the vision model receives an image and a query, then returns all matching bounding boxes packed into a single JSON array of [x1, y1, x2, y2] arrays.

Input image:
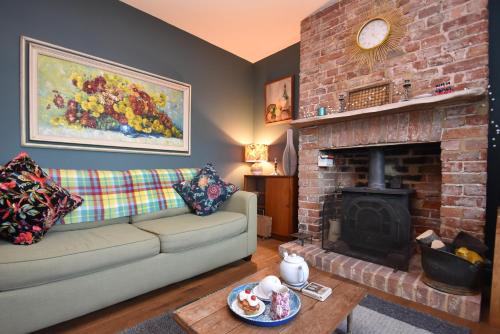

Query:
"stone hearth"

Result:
[[280, 242, 481, 322]]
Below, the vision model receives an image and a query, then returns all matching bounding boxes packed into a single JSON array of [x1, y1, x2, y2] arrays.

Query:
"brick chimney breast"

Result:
[[297, 0, 489, 241]]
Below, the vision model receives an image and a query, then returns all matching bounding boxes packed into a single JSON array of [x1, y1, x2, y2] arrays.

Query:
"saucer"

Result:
[[230, 299, 266, 318], [252, 286, 271, 302]]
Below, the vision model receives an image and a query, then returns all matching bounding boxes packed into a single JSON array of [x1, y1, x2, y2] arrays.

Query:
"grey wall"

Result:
[[252, 43, 300, 174], [0, 0, 254, 185]]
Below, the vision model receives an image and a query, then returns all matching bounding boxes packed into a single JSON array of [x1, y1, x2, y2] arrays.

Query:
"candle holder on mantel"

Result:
[[338, 94, 346, 112], [402, 79, 412, 101], [270, 157, 280, 176]]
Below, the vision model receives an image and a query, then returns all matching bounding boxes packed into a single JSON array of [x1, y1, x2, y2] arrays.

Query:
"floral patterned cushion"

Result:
[[0, 152, 83, 245], [173, 163, 238, 216]]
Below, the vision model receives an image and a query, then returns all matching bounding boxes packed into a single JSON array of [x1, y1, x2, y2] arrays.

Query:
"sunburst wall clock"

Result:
[[347, 2, 409, 69]]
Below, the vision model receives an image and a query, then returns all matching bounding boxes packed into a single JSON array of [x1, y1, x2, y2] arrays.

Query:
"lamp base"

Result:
[[250, 162, 263, 175]]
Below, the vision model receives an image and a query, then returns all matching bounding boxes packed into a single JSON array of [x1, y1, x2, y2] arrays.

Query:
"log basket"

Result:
[[417, 232, 490, 295]]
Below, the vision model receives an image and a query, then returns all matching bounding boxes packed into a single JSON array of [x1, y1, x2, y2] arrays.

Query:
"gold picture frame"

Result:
[[264, 75, 294, 125], [20, 36, 191, 156]]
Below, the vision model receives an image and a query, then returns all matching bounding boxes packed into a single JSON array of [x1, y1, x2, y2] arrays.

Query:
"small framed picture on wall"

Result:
[[264, 75, 293, 125]]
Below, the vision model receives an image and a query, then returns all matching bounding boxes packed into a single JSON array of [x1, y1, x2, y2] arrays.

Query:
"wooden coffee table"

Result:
[[174, 266, 367, 333]]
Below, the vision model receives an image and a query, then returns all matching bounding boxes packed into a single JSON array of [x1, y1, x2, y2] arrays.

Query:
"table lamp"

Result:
[[245, 144, 268, 175]]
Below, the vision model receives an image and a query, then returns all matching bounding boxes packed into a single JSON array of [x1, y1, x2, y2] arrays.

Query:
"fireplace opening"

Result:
[[321, 143, 441, 271]]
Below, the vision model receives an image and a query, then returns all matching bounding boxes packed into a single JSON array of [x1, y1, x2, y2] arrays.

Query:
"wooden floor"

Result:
[[38, 239, 500, 334]]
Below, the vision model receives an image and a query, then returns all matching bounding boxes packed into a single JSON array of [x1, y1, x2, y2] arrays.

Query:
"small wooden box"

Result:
[[257, 215, 272, 238]]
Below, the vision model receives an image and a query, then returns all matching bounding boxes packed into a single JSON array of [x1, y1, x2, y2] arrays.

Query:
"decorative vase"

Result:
[[282, 129, 297, 176], [270, 285, 290, 320]]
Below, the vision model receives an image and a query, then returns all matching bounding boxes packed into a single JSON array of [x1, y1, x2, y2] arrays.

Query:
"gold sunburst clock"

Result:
[[347, 3, 409, 69]]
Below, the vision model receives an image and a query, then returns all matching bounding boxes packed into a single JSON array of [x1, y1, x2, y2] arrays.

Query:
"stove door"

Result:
[[341, 194, 411, 253]]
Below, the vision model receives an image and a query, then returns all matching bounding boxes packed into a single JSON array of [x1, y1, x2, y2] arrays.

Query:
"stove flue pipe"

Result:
[[368, 148, 385, 189]]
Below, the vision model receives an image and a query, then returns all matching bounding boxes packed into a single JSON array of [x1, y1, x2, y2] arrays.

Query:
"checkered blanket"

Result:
[[46, 168, 199, 225]]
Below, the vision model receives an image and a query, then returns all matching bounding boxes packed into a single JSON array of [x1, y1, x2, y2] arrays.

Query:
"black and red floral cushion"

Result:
[[0, 152, 83, 245], [173, 163, 238, 216]]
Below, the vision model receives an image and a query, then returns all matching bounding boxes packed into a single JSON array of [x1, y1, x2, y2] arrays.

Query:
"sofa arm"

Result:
[[220, 191, 257, 255]]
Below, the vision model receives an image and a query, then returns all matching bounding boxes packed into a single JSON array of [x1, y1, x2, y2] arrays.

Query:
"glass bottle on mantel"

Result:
[[282, 128, 297, 176]]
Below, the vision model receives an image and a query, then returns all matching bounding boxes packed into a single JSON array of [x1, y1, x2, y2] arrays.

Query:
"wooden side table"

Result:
[[243, 175, 298, 241]]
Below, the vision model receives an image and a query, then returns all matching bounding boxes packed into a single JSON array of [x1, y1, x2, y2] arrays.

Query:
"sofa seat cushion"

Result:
[[0, 224, 160, 291], [133, 211, 247, 253]]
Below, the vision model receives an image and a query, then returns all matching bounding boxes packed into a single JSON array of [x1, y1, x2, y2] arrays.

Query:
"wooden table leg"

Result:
[[346, 312, 353, 334]]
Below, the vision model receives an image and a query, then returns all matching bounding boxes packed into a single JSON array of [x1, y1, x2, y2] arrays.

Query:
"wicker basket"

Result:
[[257, 215, 272, 238]]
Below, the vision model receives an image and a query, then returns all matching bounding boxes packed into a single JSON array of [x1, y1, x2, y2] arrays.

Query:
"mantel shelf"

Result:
[[291, 88, 486, 129]]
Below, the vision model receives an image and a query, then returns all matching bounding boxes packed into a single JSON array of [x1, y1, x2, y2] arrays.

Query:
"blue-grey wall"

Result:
[[0, 0, 254, 185], [252, 43, 300, 174]]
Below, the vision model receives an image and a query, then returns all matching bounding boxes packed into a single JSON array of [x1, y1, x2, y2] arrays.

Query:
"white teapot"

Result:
[[279, 252, 309, 286]]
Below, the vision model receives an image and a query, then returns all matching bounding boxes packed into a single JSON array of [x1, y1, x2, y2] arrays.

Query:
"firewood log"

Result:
[[416, 229, 441, 246], [431, 240, 446, 250]]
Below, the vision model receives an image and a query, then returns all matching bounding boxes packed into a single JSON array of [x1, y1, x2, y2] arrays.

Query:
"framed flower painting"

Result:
[[264, 75, 294, 125], [20, 36, 191, 155]]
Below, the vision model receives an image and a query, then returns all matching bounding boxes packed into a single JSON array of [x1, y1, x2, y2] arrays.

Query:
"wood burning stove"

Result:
[[322, 148, 414, 271]]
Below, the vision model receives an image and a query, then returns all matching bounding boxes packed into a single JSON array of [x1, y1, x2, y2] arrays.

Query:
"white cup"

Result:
[[257, 275, 281, 298]]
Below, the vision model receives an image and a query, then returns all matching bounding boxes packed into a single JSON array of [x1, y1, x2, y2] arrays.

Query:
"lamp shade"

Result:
[[244, 144, 268, 162]]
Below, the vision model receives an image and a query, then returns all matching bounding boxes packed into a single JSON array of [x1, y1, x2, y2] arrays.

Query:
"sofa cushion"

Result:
[[0, 224, 160, 291], [0, 152, 83, 245], [51, 216, 130, 232], [133, 211, 247, 253], [173, 163, 238, 216], [130, 206, 190, 224]]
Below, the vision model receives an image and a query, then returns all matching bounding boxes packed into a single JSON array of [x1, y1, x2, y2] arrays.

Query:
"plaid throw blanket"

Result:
[[46, 168, 199, 224]]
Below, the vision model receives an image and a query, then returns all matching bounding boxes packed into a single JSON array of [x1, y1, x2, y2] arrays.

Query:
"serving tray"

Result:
[[227, 283, 301, 327]]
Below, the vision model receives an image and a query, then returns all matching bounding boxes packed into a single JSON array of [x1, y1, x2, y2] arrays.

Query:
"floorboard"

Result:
[[37, 238, 500, 334]]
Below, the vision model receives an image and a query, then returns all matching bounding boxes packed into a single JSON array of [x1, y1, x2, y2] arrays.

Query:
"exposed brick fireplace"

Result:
[[296, 0, 488, 243], [283, 0, 489, 322], [298, 102, 488, 242], [322, 143, 442, 235]]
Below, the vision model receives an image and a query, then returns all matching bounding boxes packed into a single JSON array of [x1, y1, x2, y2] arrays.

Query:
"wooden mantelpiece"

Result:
[[292, 88, 486, 129]]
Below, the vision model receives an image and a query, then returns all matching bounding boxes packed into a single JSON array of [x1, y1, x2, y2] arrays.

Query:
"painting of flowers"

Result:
[[21, 37, 190, 155], [264, 75, 294, 125]]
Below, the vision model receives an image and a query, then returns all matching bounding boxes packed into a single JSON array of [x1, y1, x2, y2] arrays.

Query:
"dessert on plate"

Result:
[[238, 289, 261, 315]]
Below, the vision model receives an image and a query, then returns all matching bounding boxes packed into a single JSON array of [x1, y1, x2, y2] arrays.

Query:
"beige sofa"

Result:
[[0, 191, 257, 334]]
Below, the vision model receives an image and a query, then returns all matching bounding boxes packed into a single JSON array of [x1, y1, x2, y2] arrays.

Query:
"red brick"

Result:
[[463, 208, 486, 220], [442, 162, 463, 172], [463, 161, 487, 172], [442, 56, 488, 75], [464, 138, 488, 150], [441, 206, 464, 218], [442, 173, 487, 184], [442, 195, 485, 207], [464, 184, 486, 196], [441, 126, 488, 140], [442, 185, 463, 196]]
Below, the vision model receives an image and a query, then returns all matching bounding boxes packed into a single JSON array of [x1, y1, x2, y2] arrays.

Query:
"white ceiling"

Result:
[[122, 0, 335, 63]]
